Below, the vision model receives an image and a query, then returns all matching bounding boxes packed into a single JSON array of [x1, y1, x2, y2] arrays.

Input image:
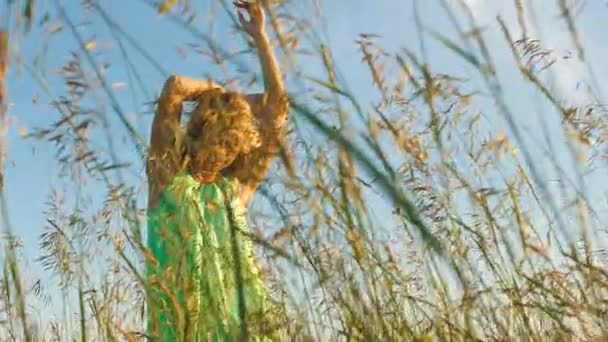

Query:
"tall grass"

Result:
[[1, 0, 607, 340]]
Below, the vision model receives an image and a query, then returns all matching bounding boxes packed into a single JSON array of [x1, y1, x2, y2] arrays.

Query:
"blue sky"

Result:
[[1, 0, 608, 329]]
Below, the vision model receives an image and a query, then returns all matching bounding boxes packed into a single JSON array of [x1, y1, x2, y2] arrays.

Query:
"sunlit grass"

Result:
[[1, 0, 607, 340]]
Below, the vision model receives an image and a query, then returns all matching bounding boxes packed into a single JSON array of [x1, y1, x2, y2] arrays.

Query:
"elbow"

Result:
[[161, 75, 182, 96], [165, 74, 180, 84]]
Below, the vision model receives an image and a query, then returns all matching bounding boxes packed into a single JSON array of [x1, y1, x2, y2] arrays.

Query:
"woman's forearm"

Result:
[[157, 75, 222, 118], [253, 31, 287, 126], [254, 32, 284, 95]]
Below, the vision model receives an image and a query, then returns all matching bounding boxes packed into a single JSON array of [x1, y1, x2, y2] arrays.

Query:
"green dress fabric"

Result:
[[146, 172, 283, 341]]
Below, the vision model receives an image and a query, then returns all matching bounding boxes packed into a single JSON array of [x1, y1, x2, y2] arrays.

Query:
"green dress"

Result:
[[146, 172, 283, 341]]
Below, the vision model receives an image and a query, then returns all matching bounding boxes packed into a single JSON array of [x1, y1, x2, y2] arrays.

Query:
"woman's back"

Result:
[[146, 172, 282, 341]]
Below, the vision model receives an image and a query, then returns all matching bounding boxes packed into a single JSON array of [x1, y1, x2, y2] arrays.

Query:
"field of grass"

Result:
[[0, 0, 607, 340]]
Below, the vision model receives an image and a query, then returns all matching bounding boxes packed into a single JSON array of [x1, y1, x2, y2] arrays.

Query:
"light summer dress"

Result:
[[146, 172, 283, 341]]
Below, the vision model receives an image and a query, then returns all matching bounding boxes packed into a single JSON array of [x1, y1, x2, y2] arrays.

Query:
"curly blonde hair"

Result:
[[184, 90, 262, 183]]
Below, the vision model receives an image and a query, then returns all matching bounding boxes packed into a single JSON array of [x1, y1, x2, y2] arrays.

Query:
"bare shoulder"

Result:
[[244, 92, 289, 128], [244, 93, 266, 115]]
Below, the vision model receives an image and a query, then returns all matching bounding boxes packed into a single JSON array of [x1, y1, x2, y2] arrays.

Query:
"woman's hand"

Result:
[[234, 0, 266, 39]]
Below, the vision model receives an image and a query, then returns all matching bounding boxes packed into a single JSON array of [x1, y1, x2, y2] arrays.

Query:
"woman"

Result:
[[145, 1, 288, 340]]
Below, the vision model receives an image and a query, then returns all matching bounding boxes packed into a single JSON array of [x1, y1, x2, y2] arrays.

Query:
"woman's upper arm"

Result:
[[235, 93, 289, 206], [146, 91, 183, 209]]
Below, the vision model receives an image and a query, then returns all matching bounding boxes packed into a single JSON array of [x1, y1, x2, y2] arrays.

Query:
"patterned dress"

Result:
[[146, 172, 283, 341]]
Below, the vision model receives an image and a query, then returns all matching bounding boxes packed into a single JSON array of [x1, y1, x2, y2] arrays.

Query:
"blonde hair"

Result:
[[185, 90, 261, 183]]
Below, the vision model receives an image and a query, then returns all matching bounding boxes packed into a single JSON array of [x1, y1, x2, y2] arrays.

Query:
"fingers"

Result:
[[234, 0, 264, 36], [234, 0, 262, 14], [233, 0, 250, 9], [237, 10, 247, 25], [234, 0, 251, 26]]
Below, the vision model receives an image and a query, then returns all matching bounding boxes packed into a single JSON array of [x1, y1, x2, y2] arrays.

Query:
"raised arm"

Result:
[[236, 0, 288, 126], [233, 1, 289, 206], [147, 75, 222, 208]]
